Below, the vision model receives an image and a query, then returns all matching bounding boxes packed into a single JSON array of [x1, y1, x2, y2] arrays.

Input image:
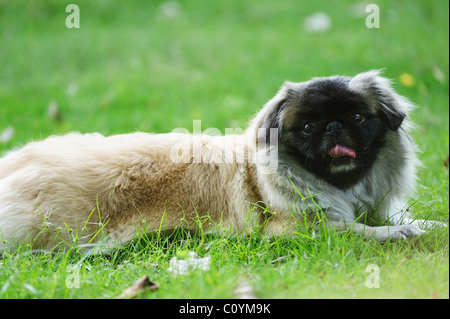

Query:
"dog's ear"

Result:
[[259, 95, 287, 134], [249, 82, 292, 146], [349, 70, 413, 131], [375, 86, 406, 131]]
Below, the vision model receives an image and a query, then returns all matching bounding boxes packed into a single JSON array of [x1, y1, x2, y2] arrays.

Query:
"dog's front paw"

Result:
[[372, 224, 425, 242]]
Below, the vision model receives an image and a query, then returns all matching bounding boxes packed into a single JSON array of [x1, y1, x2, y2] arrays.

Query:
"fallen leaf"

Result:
[[115, 275, 159, 299], [271, 255, 291, 265], [47, 101, 63, 121]]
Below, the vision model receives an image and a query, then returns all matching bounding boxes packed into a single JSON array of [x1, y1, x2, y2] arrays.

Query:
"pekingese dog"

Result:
[[0, 70, 436, 251]]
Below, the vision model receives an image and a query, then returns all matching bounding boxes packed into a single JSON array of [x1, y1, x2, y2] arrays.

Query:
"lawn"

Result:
[[0, 0, 448, 300]]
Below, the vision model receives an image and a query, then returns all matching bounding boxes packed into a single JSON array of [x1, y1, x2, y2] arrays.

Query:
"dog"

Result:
[[0, 70, 438, 251]]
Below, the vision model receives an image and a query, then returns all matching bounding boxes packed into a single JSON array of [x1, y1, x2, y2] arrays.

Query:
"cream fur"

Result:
[[0, 132, 265, 250]]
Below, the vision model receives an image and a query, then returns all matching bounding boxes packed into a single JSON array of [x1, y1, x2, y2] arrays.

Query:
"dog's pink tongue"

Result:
[[328, 144, 356, 158]]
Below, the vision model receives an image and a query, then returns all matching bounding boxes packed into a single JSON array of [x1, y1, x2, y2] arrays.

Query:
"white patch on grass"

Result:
[[167, 251, 211, 276], [303, 12, 332, 33], [0, 126, 14, 143]]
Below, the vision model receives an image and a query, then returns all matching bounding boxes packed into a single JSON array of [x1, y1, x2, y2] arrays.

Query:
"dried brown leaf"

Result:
[[115, 275, 159, 299], [47, 101, 63, 121]]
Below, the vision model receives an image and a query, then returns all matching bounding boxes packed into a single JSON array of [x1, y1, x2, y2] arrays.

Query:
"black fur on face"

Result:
[[277, 76, 395, 189]]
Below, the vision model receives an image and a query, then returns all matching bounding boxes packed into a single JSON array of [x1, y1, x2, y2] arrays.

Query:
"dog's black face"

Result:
[[271, 76, 406, 189]]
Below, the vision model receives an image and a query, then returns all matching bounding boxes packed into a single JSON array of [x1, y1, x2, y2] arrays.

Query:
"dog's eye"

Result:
[[350, 113, 365, 123], [302, 122, 316, 135]]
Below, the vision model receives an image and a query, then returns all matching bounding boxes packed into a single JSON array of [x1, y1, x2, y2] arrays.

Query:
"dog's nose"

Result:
[[326, 121, 343, 134]]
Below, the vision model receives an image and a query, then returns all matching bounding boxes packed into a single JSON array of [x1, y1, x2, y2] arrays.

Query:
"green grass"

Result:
[[0, 223, 448, 299], [0, 0, 448, 299]]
